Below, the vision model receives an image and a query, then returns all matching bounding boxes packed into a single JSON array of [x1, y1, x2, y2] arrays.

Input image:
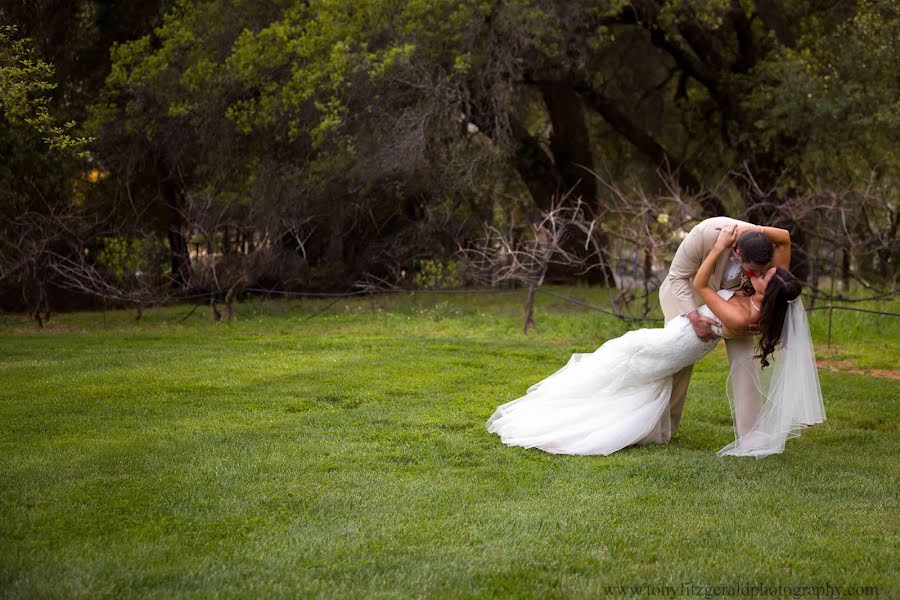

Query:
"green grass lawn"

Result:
[[1, 287, 897, 598]]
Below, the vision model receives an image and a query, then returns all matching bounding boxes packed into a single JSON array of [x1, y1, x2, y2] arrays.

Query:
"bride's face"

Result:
[[751, 266, 778, 294]]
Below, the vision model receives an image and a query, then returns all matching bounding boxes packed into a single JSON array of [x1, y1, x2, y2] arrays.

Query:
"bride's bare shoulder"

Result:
[[721, 294, 756, 335]]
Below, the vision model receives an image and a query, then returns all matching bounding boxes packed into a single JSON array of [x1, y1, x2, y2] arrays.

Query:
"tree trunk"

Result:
[[523, 282, 537, 334], [808, 242, 818, 308], [841, 247, 851, 292], [539, 84, 615, 284], [576, 86, 726, 216], [246, 228, 255, 254], [326, 197, 345, 264], [159, 174, 191, 287], [539, 83, 598, 211], [509, 116, 562, 213]]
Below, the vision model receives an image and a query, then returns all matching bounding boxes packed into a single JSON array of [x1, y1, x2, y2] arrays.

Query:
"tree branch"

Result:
[[574, 84, 725, 216], [754, 0, 796, 47]]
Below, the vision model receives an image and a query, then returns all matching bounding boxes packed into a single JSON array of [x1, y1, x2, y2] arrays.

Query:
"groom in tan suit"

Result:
[[647, 216, 775, 443]]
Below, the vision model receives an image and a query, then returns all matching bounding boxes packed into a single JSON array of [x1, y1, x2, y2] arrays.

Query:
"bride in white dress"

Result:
[[487, 225, 826, 457]]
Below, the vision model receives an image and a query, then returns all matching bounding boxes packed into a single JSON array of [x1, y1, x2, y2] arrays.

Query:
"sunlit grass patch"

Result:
[[1, 287, 897, 597]]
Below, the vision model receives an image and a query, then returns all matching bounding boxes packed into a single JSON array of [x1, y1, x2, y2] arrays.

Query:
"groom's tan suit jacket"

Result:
[[659, 216, 752, 321], [649, 215, 760, 444]]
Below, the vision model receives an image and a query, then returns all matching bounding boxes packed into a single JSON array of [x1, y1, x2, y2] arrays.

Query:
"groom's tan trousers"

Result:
[[648, 217, 764, 443], [658, 280, 695, 439], [659, 286, 761, 438]]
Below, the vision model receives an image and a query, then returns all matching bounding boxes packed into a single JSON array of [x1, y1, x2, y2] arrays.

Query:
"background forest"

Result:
[[1, 0, 897, 319]]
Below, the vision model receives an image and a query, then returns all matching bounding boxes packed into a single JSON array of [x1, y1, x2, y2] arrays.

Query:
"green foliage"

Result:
[[93, 236, 169, 287], [0, 26, 92, 155], [7, 0, 892, 302], [89, 1, 894, 199], [413, 258, 462, 289], [94, 236, 143, 281], [740, 0, 900, 186]]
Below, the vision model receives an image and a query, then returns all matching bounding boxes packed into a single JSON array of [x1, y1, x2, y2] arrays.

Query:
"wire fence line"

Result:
[[247, 286, 666, 324], [809, 289, 900, 303], [245, 286, 900, 320], [243, 286, 527, 298], [194, 284, 900, 350], [3, 285, 898, 328], [534, 289, 660, 323], [178, 285, 900, 342], [805, 305, 900, 317]]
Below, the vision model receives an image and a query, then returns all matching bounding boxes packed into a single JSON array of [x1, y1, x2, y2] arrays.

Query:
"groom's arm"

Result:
[[666, 233, 703, 315], [666, 219, 718, 316], [665, 222, 718, 340], [667, 217, 748, 341], [667, 216, 755, 315]]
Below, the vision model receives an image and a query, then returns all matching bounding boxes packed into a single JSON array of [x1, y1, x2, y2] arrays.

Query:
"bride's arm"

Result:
[[693, 225, 748, 333], [763, 226, 791, 269], [735, 223, 791, 269]]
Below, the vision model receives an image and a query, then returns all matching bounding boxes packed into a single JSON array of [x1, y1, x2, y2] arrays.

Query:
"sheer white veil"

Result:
[[718, 298, 826, 458]]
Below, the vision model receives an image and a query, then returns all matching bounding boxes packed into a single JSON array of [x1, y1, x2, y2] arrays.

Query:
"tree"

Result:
[[0, 26, 95, 319], [7, 0, 894, 307]]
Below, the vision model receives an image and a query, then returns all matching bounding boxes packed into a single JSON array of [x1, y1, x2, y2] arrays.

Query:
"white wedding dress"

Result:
[[486, 290, 825, 456]]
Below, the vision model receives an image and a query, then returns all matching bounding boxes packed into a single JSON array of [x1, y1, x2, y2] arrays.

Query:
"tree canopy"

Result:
[[1, 0, 897, 312]]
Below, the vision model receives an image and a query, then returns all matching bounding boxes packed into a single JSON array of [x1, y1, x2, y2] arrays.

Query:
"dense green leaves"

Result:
[[1, 1, 897, 308], [0, 26, 91, 154]]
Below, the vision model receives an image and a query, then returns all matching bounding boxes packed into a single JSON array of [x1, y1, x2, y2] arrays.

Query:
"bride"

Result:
[[487, 225, 826, 457]]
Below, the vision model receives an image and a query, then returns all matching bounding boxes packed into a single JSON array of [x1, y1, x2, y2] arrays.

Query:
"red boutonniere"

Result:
[[739, 270, 755, 295]]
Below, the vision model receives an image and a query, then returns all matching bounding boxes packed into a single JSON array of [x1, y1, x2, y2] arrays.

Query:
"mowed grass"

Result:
[[1, 287, 897, 598]]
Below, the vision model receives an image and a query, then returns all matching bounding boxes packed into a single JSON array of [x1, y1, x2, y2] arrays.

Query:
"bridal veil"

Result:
[[718, 298, 826, 457]]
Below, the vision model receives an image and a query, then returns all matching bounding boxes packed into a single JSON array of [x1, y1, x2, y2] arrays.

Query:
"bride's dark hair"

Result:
[[756, 267, 802, 368]]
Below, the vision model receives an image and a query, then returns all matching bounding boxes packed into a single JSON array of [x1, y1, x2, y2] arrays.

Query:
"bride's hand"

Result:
[[714, 224, 738, 250]]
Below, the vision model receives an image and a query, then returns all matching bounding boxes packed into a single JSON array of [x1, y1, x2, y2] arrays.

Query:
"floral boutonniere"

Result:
[[739, 270, 755, 295]]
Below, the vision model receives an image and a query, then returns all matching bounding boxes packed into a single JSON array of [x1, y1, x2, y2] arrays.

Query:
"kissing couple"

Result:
[[487, 216, 826, 458]]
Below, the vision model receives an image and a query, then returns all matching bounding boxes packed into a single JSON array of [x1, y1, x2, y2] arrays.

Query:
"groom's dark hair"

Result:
[[737, 231, 774, 265]]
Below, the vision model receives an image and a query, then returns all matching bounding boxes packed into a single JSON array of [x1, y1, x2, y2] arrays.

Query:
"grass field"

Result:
[[1, 287, 897, 598]]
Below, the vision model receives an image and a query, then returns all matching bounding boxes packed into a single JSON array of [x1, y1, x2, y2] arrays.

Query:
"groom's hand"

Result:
[[686, 310, 721, 341]]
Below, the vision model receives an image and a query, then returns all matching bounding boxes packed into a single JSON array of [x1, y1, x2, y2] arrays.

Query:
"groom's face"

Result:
[[742, 261, 770, 277], [735, 248, 771, 277]]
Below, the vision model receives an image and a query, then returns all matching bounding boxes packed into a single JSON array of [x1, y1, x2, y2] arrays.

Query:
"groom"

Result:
[[646, 216, 775, 443]]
